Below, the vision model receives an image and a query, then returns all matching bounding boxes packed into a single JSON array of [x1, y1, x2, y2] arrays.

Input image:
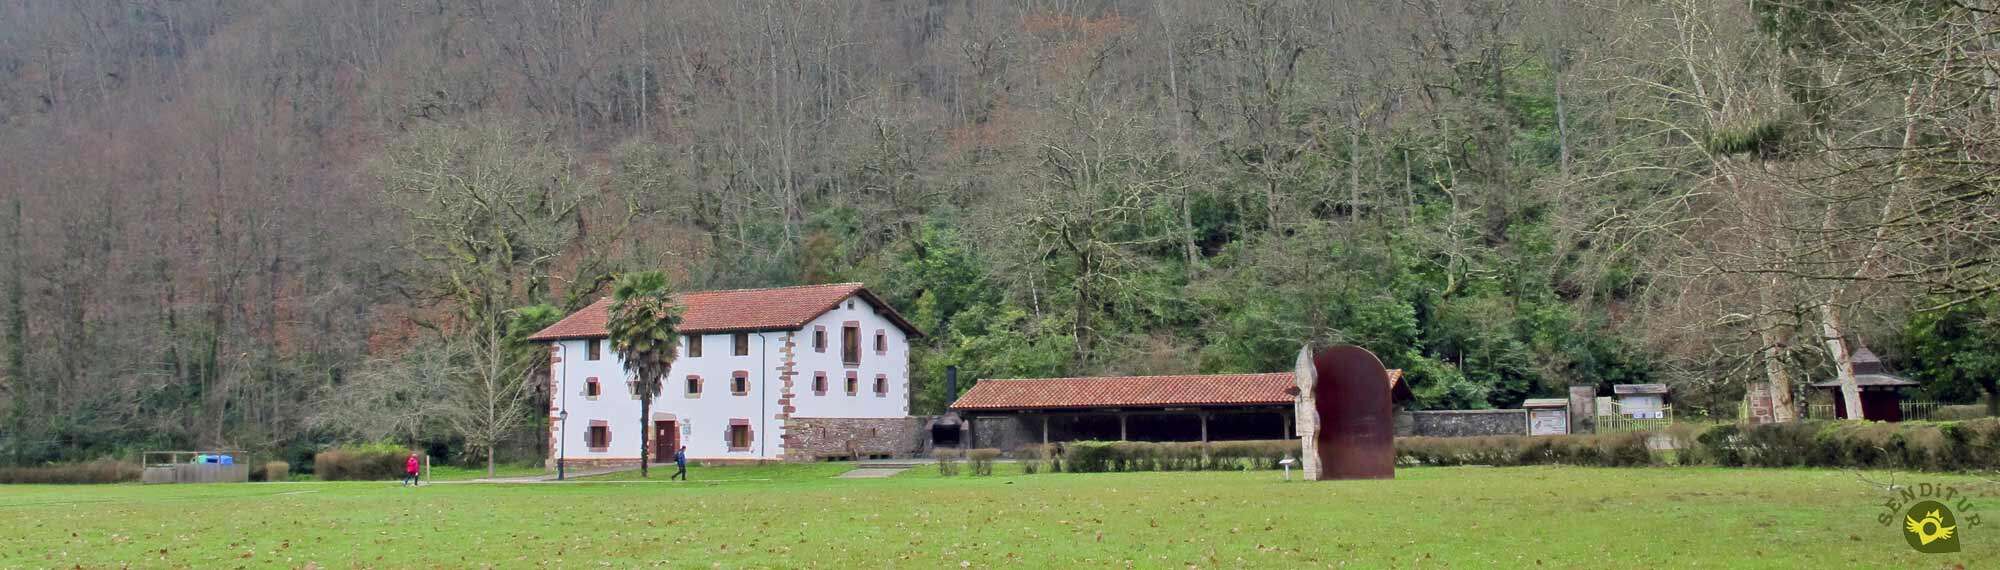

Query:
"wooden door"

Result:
[[653, 421, 677, 462]]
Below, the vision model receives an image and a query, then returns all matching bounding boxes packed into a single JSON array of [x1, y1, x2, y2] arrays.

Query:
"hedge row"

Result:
[[1680, 418, 2000, 471], [1006, 418, 2000, 473], [0, 460, 140, 484], [314, 444, 415, 481], [1392, 419, 2000, 471], [1041, 440, 1301, 473], [1395, 433, 1654, 467]]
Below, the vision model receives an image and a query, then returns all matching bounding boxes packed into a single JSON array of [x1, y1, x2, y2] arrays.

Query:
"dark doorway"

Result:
[[653, 420, 677, 462]]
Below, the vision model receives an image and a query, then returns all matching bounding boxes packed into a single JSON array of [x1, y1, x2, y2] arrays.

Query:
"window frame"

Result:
[[584, 377, 601, 398], [731, 371, 750, 396], [733, 333, 750, 356], [586, 422, 611, 452], [813, 372, 828, 395], [874, 330, 887, 355], [873, 374, 888, 397], [685, 375, 703, 398], [686, 335, 702, 358], [844, 371, 859, 396], [841, 324, 861, 365], [726, 420, 753, 452], [586, 338, 602, 361], [813, 326, 826, 353]]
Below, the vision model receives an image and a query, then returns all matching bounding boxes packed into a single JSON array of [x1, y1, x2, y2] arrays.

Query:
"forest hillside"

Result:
[[1, 0, 1995, 465]]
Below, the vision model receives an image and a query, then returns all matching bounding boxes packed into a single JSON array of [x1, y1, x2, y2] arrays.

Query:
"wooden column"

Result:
[[1280, 411, 1292, 440], [1118, 413, 1129, 441], [1199, 412, 1211, 460], [1041, 415, 1050, 446], [962, 415, 975, 450]]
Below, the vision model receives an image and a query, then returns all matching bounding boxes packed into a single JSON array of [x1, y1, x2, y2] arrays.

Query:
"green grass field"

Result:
[[2, 464, 1993, 568]]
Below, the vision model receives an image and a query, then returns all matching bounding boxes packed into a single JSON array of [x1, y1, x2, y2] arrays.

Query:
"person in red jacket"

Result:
[[402, 452, 421, 486]]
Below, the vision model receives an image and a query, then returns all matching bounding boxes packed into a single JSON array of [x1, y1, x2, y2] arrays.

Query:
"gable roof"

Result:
[[948, 370, 1406, 412], [527, 282, 921, 341]]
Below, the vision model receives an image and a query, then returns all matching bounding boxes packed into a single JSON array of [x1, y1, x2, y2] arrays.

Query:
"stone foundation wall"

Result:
[[1396, 409, 1527, 437], [782, 417, 928, 461], [546, 457, 642, 472]]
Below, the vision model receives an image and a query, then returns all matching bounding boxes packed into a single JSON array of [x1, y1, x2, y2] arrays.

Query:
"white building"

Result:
[[529, 282, 924, 466]]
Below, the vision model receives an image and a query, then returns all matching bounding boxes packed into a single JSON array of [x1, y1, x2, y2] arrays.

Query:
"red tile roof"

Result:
[[949, 370, 1405, 411], [527, 282, 921, 341]]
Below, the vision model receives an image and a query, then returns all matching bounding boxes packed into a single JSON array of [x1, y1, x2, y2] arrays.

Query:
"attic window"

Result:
[[733, 333, 750, 356], [687, 335, 702, 358], [813, 326, 827, 353], [586, 338, 602, 361]]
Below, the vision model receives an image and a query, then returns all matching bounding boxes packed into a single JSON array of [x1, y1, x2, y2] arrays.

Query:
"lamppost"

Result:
[[557, 342, 569, 481], [558, 409, 569, 480]]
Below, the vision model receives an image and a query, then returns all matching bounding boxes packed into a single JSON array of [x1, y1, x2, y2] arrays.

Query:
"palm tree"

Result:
[[605, 271, 681, 477]]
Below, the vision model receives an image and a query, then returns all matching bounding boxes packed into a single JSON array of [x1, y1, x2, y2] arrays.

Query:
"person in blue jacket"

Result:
[[671, 446, 688, 481]]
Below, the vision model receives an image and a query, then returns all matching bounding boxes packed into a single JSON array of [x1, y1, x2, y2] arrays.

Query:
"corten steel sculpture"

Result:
[[1292, 345, 1394, 480]]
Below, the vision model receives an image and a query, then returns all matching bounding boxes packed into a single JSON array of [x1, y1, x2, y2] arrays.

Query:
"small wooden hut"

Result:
[[1812, 347, 1919, 421]]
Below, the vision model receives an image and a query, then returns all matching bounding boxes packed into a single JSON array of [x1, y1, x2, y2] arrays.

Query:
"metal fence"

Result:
[[1597, 403, 1674, 433], [1804, 402, 1940, 421]]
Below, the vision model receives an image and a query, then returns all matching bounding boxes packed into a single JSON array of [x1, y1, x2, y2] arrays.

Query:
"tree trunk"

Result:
[[1757, 279, 1796, 422], [487, 449, 497, 477], [639, 395, 651, 477], [1818, 302, 1865, 420], [1759, 323, 1797, 422], [1984, 379, 1999, 418]]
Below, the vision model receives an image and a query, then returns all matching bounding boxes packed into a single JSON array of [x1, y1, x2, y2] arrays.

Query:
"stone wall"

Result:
[[782, 417, 928, 460], [1395, 409, 1527, 437], [967, 416, 1040, 451]]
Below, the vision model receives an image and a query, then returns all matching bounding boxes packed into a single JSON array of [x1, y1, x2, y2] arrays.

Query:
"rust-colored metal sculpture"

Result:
[[1293, 345, 1394, 480]]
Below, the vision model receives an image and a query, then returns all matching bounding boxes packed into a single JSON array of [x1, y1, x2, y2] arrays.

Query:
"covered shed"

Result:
[[946, 370, 1407, 450], [1812, 347, 1919, 421]]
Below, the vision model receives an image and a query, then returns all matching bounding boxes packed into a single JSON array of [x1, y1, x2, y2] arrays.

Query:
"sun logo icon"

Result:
[[1902, 500, 1961, 553]]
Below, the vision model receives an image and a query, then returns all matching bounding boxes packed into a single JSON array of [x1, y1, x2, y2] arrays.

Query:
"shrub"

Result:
[[0, 460, 140, 484], [263, 461, 291, 482], [934, 448, 961, 476], [1018, 447, 1043, 475], [967, 448, 1001, 476], [315, 444, 412, 481], [1933, 405, 1991, 421]]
